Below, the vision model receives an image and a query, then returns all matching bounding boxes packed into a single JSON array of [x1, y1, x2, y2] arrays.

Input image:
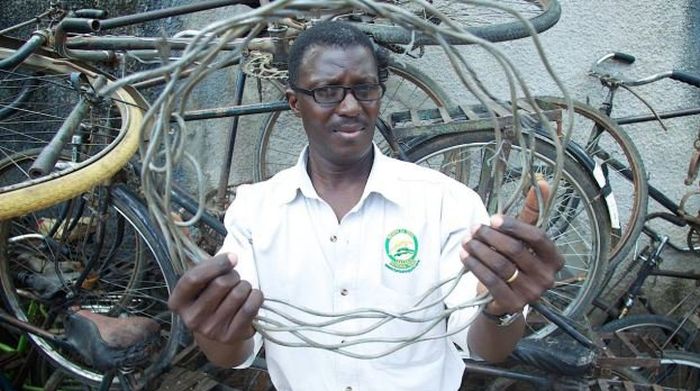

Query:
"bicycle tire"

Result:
[[0, 151, 182, 387], [649, 350, 700, 390], [406, 130, 611, 339], [255, 58, 453, 181], [599, 314, 699, 356], [0, 37, 145, 220], [483, 367, 649, 391], [535, 97, 648, 278], [350, 0, 561, 45]]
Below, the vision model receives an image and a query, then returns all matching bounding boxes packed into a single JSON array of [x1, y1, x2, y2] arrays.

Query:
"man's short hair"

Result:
[[287, 21, 389, 86]]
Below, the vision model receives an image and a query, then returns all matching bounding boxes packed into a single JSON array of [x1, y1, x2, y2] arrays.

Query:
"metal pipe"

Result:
[[54, 19, 115, 63], [614, 107, 700, 125], [98, 0, 262, 31], [531, 302, 596, 350], [182, 100, 290, 121], [0, 31, 47, 70], [651, 269, 700, 280], [216, 67, 246, 209], [0, 9, 53, 35], [0, 310, 64, 343], [462, 360, 550, 387], [29, 76, 107, 178]]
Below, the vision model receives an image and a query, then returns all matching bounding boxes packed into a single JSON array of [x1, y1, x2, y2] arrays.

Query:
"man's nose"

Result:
[[335, 90, 361, 116]]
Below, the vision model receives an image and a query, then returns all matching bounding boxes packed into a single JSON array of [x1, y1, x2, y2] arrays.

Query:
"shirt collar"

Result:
[[272, 143, 404, 206]]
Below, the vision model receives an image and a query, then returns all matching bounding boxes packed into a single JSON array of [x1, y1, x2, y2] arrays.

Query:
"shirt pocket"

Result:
[[371, 270, 445, 367]]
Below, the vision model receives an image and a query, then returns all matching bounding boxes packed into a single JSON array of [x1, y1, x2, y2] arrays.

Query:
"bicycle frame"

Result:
[[587, 53, 700, 323]]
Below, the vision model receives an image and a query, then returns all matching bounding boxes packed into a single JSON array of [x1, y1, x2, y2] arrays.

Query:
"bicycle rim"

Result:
[[0, 38, 145, 220], [599, 314, 697, 353], [651, 350, 700, 389], [407, 130, 610, 339], [535, 97, 648, 275], [0, 152, 181, 387], [255, 60, 452, 181], [599, 314, 699, 387], [350, 0, 561, 45]]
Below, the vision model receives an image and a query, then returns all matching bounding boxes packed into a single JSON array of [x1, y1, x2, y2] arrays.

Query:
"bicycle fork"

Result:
[[618, 236, 669, 318]]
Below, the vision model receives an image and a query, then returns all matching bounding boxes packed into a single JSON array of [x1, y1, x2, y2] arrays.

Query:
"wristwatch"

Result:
[[480, 308, 523, 327]]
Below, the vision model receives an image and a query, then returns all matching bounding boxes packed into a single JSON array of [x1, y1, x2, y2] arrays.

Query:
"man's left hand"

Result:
[[461, 185, 564, 315]]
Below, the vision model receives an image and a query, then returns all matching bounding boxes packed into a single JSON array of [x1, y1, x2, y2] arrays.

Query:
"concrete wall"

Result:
[[413, 1, 700, 265]]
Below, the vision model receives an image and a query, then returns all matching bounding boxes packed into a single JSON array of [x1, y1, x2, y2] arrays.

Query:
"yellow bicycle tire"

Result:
[[0, 47, 144, 220]]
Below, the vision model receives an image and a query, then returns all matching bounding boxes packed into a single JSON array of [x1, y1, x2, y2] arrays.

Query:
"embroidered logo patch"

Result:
[[384, 228, 420, 273]]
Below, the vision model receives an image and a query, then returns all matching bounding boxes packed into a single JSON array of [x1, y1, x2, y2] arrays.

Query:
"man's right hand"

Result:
[[168, 253, 263, 345]]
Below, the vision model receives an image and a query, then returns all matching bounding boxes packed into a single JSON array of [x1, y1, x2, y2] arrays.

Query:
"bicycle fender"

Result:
[[533, 129, 620, 230]]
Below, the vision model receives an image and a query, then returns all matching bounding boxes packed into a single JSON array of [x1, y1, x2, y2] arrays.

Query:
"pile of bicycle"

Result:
[[0, 1, 698, 390]]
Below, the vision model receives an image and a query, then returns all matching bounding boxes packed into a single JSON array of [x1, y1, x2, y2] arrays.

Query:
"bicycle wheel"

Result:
[[599, 314, 698, 358], [255, 59, 453, 180], [647, 350, 700, 390], [350, 0, 561, 45], [0, 36, 145, 220], [0, 151, 182, 387], [406, 130, 611, 338], [535, 97, 648, 277]]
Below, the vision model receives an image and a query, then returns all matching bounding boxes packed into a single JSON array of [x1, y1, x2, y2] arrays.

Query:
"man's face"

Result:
[[287, 45, 380, 166]]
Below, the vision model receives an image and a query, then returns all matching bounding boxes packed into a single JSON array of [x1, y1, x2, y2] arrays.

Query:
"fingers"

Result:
[[180, 271, 241, 330], [168, 253, 237, 311], [517, 179, 551, 225], [168, 253, 262, 344], [461, 214, 563, 311], [225, 288, 264, 340], [467, 225, 536, 277], [490, 215, 563, 270], [462, 252, 526, 313]]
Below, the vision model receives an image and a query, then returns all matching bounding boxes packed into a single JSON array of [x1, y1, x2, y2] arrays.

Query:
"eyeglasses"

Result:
[[291, 83, 385, 105]]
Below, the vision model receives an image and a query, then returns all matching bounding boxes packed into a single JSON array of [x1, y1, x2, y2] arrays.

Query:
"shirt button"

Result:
[[345, 387, 352, 391], [330, 235, 338, 242], [340, 288, 349, 296]]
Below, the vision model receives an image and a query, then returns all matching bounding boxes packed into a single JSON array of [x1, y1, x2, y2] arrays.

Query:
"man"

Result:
[[168, 21, 563, 390]]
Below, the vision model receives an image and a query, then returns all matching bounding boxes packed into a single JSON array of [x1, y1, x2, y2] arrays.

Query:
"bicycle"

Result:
[[1, 0, 562, 186], [1, 0, 607, 330], [464, 311, 700, 390], [0, 0, 612, 388], [584, 52, 700, 278], [0, 38, 184, 389], [547, 52, 700, 318], [177, 306, 699, 390]]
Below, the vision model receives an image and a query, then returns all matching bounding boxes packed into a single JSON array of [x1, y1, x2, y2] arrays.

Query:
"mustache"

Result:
[[329, 119, 370, 130]]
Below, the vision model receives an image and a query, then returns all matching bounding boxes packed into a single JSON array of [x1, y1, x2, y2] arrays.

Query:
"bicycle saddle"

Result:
[[511, 332, 596, 377], [64, 310, 160, 370]]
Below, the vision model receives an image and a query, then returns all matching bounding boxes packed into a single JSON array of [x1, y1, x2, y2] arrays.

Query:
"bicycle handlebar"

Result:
[[590, 51, 700, 89], [0, 31, 47, 70], [670, 70, 700, 88]]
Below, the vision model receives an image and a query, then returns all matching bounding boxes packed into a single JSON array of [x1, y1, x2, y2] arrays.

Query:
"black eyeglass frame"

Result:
[[290, 83, 386, 105]]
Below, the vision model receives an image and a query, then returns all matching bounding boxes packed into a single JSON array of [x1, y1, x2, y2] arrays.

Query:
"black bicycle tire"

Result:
[[352, 0, 561, 46], [0, 165, 182, 388], [254, 58, 453, 181], [0, 36, 146, 220], [599, 314, 698, 352], [405, 130, 611, 338], [535, 96, 648, 278]]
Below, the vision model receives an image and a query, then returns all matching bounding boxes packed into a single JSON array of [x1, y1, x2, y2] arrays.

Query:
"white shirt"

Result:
[[221, 144, 490, 391]]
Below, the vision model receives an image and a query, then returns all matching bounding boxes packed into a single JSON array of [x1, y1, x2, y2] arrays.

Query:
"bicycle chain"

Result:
[[242, 51, 288, 81]]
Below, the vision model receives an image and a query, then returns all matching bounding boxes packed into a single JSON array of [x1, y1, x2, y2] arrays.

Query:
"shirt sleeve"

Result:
[[218, 184, 263, 368], [438, 180, 490, 358]]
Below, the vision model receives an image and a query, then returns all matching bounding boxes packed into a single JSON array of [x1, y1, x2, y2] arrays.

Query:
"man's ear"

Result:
[[286, 89, 301, 117]]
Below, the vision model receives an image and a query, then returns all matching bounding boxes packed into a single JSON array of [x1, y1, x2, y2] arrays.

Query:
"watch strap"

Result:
[[480, 308, 523, 327]]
